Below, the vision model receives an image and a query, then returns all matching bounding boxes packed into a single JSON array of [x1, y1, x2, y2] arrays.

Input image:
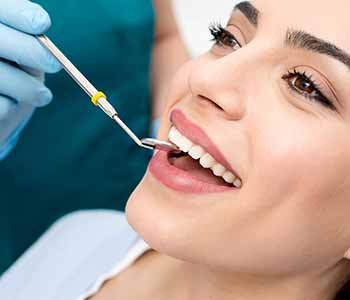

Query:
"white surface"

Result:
[[80, 236, 150, 300], [0, 210, 143, 300], [173, 0, 239, 57]]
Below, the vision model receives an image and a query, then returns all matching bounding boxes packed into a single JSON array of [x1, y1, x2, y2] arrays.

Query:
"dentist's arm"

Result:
[[151, 0, 189, 136], [0, 0, 61, 160]]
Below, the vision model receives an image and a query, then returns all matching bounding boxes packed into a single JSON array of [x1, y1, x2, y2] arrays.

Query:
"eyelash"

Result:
[[281, 70, 335, 110], [209, 22, 241, 49], [208, 23, 336, 111]]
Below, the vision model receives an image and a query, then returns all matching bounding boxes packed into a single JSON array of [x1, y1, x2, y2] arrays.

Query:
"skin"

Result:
[[96, 0, 350, 299]]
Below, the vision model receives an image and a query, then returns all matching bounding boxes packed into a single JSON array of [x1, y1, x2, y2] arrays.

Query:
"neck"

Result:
[[155, 254, 349, 300]]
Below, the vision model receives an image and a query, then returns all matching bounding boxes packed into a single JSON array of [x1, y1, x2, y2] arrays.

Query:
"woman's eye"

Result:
[[282, 70, 336, 111], [293, 76, 313, 93], [209, 23, 241, 51]]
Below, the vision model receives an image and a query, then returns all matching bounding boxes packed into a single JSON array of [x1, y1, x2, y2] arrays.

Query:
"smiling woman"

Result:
[[2, 1, 350, 300], [127, 0, 350, 299]]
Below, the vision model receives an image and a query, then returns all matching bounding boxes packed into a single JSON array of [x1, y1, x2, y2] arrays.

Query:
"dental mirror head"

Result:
[[141, 138, 181, 153]]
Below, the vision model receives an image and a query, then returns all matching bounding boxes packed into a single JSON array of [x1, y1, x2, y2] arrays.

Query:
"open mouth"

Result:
[[148, 109, 243, 194], [167, 126, 242, 189]]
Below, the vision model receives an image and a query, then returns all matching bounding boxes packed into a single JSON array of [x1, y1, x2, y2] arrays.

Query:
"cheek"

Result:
[[250, 112, 350, 244], [212, 116, 350, 273], [245, 83, 349, 209], [245, 81, 350, 205], [256, 121, 349, 205]]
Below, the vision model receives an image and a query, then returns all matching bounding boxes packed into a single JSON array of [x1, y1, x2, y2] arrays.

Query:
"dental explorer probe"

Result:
[[35, 35, 179, 153]]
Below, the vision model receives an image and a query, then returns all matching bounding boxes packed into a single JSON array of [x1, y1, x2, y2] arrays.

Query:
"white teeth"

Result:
[[233, 178, 242, 188], [168, 126, 242, 188], [169, 127, 182, 144], [178, 136, 193, 152], [222, 171, 235, 184], [211, 163, 226, 177], [199, 153, 216, 169], [188, 145, 205, 160]]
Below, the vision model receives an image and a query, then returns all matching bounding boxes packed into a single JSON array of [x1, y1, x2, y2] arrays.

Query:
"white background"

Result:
[[172, 0, 239, 56]]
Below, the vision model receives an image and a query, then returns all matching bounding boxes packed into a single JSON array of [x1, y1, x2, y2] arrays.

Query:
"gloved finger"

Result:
[[0, 23, 61, 73], [21, 65, 44, 81], [0, 0, 51, 34], [0, 60, 53, 107], [0, 95, 16, 121]]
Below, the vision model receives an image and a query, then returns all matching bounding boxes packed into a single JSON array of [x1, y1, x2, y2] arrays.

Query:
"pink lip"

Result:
[[149, 151, 233, 193], [170, 109, 240, 179], [148, 109, 240, 194]]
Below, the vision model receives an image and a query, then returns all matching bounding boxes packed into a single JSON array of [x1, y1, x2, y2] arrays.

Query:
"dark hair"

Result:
[[335, 281, 350, 299]]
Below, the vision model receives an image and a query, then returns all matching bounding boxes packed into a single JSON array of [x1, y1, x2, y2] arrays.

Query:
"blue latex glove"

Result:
[[0, 0, 61, 160]]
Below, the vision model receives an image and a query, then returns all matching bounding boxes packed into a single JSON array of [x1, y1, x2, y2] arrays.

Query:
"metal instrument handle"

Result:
[[36, 34, 97, 98]]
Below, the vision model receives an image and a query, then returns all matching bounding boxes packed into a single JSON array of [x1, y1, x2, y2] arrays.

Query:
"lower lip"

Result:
[[149, 151, 234, 194]]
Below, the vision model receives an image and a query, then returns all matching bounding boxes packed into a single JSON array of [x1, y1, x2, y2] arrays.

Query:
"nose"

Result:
[[188, 53, 252, 121]]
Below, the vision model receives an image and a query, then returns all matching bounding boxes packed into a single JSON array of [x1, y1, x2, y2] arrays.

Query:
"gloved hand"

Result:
[[0, 0, 61, 159]]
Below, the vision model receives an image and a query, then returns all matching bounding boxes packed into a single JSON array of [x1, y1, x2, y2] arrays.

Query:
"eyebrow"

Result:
[[233, 1, 350, 71], [234, 1, 259, 27], [285, 29, 350, 71]]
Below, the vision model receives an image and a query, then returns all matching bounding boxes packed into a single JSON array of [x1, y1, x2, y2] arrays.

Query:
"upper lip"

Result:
[[169, 109, 241, 180]]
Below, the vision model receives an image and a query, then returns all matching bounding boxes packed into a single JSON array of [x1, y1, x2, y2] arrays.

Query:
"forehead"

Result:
[[250, 0, 350, 52]]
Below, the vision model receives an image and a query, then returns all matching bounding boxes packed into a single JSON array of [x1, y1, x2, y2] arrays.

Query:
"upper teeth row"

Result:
[[168, 126, 242, 189]]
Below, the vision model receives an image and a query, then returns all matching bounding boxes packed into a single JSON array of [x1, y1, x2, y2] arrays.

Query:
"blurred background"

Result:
[[173, 0, 235, 56]]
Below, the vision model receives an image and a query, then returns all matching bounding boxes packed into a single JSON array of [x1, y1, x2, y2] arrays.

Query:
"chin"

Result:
[[126, 170, 186, 256], [125, 169, 218, 261]]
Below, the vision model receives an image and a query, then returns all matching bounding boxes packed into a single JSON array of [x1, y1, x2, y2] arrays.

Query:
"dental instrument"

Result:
[[35, 34, 179, 153]]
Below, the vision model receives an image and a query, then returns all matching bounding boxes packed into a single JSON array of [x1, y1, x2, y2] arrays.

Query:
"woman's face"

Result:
[[126, 0, 350, 277]]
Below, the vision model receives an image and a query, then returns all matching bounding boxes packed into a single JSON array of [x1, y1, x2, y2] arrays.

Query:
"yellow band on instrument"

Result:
[[91, 91, 107, 106]]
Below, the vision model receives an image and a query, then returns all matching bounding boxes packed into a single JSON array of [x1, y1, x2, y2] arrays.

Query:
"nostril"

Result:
[[198, 94, 224, 111]]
